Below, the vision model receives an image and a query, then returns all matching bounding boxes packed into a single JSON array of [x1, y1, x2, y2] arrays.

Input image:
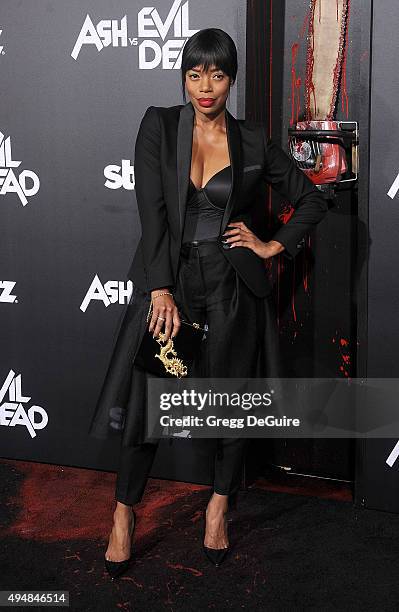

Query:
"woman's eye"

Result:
[[188, 73, 224, 79]]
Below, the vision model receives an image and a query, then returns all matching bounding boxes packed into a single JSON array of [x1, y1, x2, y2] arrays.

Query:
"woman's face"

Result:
[[185, 64, 232, 115]]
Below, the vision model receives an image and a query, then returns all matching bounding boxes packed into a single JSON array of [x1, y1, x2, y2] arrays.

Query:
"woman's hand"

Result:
[[148, 288, 181, 342], [222, 222, 285, 260]]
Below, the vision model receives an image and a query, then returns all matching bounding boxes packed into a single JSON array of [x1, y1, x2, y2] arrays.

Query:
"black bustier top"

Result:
[[181, 165, 232, 243]]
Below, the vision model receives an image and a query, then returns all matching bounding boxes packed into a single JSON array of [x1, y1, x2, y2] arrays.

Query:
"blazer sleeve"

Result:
[[262, 129, 329, 260], [134, 105, 174, 291]]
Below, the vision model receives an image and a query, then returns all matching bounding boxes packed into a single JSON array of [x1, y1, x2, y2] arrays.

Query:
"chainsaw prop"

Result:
[[288, 0, 358, 198]]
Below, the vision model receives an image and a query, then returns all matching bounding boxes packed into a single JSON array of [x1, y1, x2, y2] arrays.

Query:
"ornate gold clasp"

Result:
[[154, 332, 187, 378]]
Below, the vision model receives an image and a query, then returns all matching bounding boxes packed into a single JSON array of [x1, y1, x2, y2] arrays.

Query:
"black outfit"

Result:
[[88, 101, 328, 505], [115, 164, 280, 505], [182, 165, 232, 242], [125, 102, 328, 298]]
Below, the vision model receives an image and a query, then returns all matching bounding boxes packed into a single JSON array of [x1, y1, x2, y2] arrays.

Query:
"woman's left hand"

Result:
[[222, 221, 285, 260]]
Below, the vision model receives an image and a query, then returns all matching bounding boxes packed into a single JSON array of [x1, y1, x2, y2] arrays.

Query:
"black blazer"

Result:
[[127, 101, 328, 298]]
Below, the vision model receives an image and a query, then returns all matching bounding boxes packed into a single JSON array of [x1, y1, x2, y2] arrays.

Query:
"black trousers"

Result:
[[115, 237, 252, 506]]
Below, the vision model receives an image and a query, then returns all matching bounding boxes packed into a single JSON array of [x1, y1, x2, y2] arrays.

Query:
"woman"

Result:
[[88, 28, 328, 579]]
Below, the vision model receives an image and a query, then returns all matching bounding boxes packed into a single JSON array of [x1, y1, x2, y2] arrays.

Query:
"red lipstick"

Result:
[[198, 98, 215, 107]]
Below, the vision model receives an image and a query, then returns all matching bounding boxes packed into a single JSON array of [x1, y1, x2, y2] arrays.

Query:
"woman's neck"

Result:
[[193, 106, 227, 131]]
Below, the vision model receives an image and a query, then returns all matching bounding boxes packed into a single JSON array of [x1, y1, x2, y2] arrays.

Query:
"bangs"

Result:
[[184, 47, 228, 75]]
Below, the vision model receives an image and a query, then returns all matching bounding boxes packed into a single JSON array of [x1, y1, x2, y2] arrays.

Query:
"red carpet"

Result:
[[2, 459, 399, 611]]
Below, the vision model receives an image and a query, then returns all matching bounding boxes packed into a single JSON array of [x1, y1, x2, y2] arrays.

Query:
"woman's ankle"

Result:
[[207, 492, 228, 515], [113, 502, 134, 523], [115, 500, 134, 512]]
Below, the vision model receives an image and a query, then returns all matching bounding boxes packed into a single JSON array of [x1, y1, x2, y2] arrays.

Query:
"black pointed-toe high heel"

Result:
[[202, 510, 230, 567], [104, 508, 136, 581]]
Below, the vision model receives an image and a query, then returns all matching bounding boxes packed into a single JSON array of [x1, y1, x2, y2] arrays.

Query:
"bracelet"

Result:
[[146, 291, 174, 323], [152, 291, 173, 300]]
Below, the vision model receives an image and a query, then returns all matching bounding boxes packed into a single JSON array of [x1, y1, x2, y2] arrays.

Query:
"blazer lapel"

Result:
[[176, 100, 242, 238]]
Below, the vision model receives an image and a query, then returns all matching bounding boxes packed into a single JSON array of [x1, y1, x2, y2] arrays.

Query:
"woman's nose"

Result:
[[200, 79, 212, 92]]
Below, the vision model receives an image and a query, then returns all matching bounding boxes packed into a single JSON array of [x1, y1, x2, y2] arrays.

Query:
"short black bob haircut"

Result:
[[181, 28, 237, 102]]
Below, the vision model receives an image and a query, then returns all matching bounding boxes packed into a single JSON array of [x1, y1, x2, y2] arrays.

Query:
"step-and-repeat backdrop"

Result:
[[1, 1, 246, 472], [360, 0, 399, 513]]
